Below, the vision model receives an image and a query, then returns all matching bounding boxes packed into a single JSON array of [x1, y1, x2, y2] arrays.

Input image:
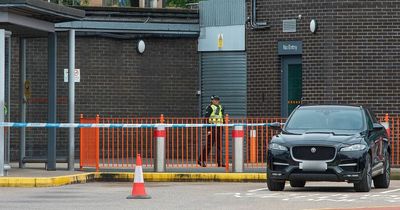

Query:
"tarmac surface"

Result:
[[2, 181, 400, 210]]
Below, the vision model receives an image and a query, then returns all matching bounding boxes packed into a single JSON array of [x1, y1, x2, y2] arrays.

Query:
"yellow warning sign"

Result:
[[24, 80, 31, 100], [218, 33, 223, 49]]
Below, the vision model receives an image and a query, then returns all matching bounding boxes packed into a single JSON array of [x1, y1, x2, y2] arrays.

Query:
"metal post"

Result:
[[7, 35, 10, 162], [19, 38, 26, 168], [154, 126, 165, 172], [68, 29, 75, 171], [250, 130, 256, 163], [5, 33, 10, 167], [232, 126, 244, 173], [47, 32, 57, 171], [0, 29, 5, 176]]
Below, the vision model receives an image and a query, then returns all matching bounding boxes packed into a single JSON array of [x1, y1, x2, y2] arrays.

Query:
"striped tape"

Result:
[[0, 122, 280, 128]]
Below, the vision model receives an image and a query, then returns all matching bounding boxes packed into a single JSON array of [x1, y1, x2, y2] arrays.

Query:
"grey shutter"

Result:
[[201, 52, 247, 117]]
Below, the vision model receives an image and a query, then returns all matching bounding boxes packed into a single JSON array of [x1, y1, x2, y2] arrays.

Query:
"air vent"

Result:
[[283, 19, 297, 33]]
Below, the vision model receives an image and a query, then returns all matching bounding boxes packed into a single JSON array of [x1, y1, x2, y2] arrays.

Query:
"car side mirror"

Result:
[[269, 122, 283, 131], [373, 123, 384, 131]]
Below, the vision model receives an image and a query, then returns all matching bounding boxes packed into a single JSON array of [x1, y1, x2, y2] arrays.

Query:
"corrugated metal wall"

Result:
[[201, 52, 247, 117], [199, 0, 246, 27]]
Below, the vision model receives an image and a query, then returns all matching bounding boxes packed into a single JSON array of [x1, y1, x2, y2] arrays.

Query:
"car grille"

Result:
[[292, 146, 336, 161]]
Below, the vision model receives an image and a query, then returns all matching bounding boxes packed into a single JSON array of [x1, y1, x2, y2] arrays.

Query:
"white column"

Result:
[[233, 126, 244, 173], [154, 126, 166, 172], [19, 38, 26, 168], [68, 30, 75, 171], [0, 29, 5, 176]]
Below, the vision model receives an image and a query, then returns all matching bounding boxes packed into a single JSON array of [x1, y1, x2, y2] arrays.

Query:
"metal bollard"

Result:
[[154, 126, 166, 172], [250, 130, 256, 163], [232, 126, 244, 172]]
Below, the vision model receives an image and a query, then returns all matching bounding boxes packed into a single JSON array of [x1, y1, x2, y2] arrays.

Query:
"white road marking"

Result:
[[380, 188, 400, 194], [247, 188, 268, 193], [217, 186, 400, 203], [214, 193, 238, 195]]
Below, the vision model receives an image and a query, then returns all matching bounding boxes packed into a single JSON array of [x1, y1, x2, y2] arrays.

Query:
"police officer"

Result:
[[198, 95, 225, 167]]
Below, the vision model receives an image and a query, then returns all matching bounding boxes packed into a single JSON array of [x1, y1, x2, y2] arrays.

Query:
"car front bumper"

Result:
[[267, 149, 368, 183]]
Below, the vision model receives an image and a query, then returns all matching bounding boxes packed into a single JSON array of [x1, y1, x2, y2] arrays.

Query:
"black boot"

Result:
[[197, 160, 206, 167]]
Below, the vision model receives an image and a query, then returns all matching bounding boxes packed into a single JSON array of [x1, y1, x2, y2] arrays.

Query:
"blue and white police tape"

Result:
[[0, 122, 280, 128]]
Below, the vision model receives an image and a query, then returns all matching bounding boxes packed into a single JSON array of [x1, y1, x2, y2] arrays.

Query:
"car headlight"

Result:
[[269, 143, 288, 151], [340, 144, 366, 152]]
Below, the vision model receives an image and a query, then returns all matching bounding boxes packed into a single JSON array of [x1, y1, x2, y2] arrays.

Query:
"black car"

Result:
[[267, 105, 390, 192]]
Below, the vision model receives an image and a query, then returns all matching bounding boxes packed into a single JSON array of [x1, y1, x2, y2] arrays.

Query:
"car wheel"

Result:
[[373, 151, 391, 189], [290, 180, 306, 188], [267, 178, 285, 191], [354, 153, 372, 192]]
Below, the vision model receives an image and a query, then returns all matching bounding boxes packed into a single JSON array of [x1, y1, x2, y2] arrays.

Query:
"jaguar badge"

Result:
[[311, 147, 317, 153]]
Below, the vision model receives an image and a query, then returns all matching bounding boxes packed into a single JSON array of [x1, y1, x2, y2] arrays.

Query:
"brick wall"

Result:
[[9, 34, 199, 160], [247, 0, 400, 117]]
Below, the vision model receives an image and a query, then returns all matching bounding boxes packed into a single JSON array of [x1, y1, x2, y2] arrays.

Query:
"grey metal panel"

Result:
[[199, 0, 245, 27], [283, 19, 296, 33], [0, 12, 54, 32], [198, 25, 245, 51], [56, 21, 199, 35], [201, 52, 247, 117]]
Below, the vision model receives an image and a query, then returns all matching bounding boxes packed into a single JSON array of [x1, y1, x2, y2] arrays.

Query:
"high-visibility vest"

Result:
[[209, 104, 223, 124]]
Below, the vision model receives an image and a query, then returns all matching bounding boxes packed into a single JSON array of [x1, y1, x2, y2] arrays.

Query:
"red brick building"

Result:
[[247, 0, 400, 117]]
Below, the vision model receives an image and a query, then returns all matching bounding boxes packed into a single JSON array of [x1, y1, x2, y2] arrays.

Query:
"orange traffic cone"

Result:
[[127, 154, 151, 199]]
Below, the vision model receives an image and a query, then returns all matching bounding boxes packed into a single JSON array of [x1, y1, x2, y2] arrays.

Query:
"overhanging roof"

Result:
[[56, 6, 199, 37], [0, 0, 85, 36], [0, 0, 85, 22], [56, 21, 199, 36]]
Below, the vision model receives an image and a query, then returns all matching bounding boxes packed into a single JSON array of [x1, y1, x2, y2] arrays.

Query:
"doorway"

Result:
[[281, 56, 302, 117]]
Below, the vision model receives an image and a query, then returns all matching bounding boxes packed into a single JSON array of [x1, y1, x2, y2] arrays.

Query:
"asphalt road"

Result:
[[2, 181, 400, 210]]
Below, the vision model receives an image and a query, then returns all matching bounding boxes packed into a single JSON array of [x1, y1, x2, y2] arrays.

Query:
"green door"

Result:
[[287, 64, 302, 115], [281, 56, 302, 117]]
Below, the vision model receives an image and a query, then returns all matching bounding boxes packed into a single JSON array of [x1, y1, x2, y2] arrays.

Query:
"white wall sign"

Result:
[[64, 69, 80, 83], [198, 25, 245, 52]]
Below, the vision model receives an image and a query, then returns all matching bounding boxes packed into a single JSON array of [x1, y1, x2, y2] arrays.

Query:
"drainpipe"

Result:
[[249, 0, 269, 29]]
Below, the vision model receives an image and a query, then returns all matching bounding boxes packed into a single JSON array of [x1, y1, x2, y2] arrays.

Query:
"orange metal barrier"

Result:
[[230, 118, 285, 170], [80, 115, 99, 171], [379, 114, 400, 167], [80, 115, 285, 171], [80, 114, 400, 171], [163, 117, 230, 170], [98, 117, 159, 168]]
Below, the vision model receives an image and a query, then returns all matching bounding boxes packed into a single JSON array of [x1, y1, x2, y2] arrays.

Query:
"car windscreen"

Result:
[[285, 108, 364, 132]]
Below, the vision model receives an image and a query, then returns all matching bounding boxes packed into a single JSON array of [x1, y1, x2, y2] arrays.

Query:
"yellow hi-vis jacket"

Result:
[[208, 104, 223, 124]]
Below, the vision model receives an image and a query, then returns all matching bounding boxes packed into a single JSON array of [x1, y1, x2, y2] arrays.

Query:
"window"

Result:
[[285, 107, 364, 131], [367, 109, 378, 123], [48, 0, 88, 6], [364, 110, 374, 130], [145, 0, 157, 7]]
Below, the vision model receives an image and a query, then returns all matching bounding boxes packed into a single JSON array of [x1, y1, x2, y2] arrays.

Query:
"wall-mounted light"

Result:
[[310, 19, 318, 33], [137, 40, 145, 54]]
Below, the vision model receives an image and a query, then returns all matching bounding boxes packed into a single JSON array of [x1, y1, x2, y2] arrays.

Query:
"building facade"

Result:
[[8, 6, 199, 160], [246, 0, 400, 117], [7, 0, 400, 160]]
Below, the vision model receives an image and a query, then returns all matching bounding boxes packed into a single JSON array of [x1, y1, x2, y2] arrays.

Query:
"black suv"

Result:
[[267, 105, 390, 192]]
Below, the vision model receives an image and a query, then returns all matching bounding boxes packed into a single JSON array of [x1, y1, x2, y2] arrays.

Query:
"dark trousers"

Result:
[[199, 126, 222, 164]]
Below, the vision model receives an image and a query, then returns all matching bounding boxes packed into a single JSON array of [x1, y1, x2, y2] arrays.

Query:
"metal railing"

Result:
[[80, 114, 399, 172], [80, 115, 284, 172]]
